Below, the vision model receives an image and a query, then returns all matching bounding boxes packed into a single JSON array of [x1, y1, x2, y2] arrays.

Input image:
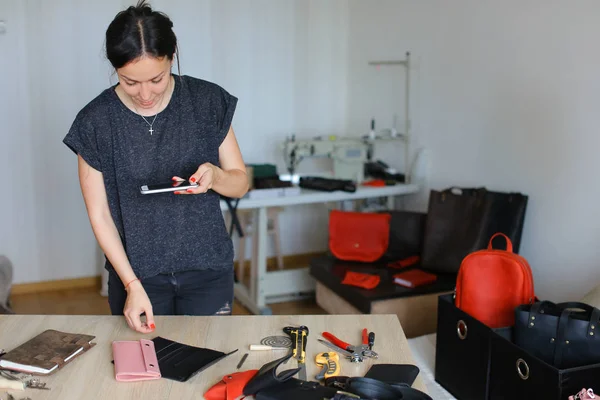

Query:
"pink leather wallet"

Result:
[[112, 339, 161, 382]]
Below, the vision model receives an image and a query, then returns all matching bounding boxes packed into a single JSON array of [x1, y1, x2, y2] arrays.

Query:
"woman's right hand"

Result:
[[123, 280, 156, 333]]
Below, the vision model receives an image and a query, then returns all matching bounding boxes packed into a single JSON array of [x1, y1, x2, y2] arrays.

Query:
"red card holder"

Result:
[[112, 339, 161, 382], [393, 269, 437, 288]]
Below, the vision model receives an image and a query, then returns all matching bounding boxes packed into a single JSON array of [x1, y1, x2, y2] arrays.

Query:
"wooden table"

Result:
[[0, 314, 428, 399]]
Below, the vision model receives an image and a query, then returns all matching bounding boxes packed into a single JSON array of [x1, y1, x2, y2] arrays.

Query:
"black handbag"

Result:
[[514, 301, 600, 369], [421, 187, 527, 273]]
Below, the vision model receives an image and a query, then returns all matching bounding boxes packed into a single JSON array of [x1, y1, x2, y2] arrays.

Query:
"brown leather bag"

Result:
[[455, 233, 535, 328]]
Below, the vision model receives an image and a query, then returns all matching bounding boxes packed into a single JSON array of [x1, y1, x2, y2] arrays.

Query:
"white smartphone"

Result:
[[140, 180, 198, 194]]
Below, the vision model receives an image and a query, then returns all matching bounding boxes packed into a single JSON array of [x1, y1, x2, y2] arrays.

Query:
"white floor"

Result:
[[407, 333, 457, 400]]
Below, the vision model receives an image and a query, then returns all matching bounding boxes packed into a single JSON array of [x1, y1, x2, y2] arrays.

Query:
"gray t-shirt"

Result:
[[63, 74, 237, 279]]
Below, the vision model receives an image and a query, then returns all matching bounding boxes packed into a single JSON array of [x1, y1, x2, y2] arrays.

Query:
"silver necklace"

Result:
[[139, 113, 158, 135], [131, 78, 171, 136]]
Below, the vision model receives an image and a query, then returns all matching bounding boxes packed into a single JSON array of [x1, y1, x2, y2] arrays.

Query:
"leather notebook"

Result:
[[112, 339, 161, 382], [152, 336, 237, 382], [0, 329, 95, 375]]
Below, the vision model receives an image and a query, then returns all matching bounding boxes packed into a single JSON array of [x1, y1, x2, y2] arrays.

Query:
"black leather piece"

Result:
[[364, 364, 420, 387], [221, 196, 244, 238], [151, 336, 237, 382], [309, 256, 456, 313], [255, 378, 339, 400], [242, 353, 300, 396], [346, 377, 433, 400], [515, 300, 600, 368], [377, 211, 427, 262], [421, 187, 528, 273]]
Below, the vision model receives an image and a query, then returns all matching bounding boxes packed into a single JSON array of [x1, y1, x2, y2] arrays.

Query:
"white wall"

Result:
[[346, 0, 600, 301], [2, 0, 600, 302]]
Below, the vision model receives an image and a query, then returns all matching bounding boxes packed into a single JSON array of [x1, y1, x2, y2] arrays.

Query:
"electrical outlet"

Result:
[[0, 21, 6, 35]]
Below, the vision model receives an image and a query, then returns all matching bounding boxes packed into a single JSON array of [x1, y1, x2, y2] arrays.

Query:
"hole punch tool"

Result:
[[283, 325, 309, 381], [314, 352, 340, 380], [318, 328, 378, 363]]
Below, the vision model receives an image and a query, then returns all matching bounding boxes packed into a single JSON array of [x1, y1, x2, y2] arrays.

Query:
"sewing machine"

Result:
[[282, 135, 372, 182]]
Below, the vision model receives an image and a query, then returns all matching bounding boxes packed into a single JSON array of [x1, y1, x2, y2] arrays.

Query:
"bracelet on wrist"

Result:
[[125, 278, 139, 289]]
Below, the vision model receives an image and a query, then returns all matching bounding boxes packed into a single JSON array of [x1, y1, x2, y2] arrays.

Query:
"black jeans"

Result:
[[108, 268, 234, 316]]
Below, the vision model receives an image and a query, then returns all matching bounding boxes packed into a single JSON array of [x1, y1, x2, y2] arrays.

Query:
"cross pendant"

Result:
[[149, 127, 154, 135]]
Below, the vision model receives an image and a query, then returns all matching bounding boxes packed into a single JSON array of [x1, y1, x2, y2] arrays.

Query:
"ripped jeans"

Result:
[[108, 268, 234, 316]]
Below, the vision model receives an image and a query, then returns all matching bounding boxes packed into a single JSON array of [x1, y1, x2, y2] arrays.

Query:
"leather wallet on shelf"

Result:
[[393, 269, 437, 288], [112, 339, 161, 382], [152, 336, 237, 382], [0, 329, 95, 375]]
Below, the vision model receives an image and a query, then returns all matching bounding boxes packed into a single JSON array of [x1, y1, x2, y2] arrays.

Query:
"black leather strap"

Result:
[[556, 302, 595, 313], [588, 307, 600, 337], [222, 197, 244, 238], [554, 308, 573, 367], [344, 377, 432, 400]]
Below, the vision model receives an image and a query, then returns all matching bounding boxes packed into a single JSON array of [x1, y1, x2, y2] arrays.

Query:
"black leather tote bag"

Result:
[[421, 187, 527, 273], [514, 301, 600, 369]]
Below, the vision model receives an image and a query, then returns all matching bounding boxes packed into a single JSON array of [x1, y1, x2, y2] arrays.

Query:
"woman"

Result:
[[63, 0, 248, 333]]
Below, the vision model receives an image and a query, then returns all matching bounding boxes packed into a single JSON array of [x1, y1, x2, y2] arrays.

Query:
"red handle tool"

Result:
[[322, 332, 352, 351]]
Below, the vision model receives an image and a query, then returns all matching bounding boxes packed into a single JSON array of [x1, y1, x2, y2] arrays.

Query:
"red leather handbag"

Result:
[[455, 233, 535, 328], [328, 210, 391, 262]]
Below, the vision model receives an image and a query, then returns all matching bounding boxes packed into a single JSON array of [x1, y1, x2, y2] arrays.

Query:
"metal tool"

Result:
[[25, 377, 49, 390], [318, 328, 378, 363], [250, 335, 292, 350], [283, 325, 309, 381], [237, 353, 249, 369], [314, 352, 340, 380], [0, 371, 49, 391], [260, 336, 292, 348]]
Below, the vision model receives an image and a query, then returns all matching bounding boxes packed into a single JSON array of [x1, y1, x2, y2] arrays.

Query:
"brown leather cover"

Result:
[[0, 329, 96, 375]]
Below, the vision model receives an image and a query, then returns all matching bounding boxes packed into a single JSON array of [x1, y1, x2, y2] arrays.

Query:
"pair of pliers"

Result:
[[318, 328, 378, 363]]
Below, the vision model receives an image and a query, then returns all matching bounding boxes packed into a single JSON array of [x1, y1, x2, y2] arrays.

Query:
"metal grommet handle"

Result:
[[457, 320, 467, 340], [516, 358, 529, 380]]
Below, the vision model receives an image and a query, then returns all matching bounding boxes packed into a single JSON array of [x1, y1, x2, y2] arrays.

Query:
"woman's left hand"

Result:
[[172, 163, 219, 194]]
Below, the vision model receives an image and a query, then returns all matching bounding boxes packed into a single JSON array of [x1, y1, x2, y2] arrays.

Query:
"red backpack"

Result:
[[455, 233, 535, 328]]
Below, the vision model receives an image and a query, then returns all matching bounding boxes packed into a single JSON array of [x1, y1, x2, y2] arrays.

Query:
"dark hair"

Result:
[[105, 0, 180, 73]]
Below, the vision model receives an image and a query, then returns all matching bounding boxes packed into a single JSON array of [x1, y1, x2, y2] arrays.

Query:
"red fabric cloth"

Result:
[[341, 271, 381, 290]]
